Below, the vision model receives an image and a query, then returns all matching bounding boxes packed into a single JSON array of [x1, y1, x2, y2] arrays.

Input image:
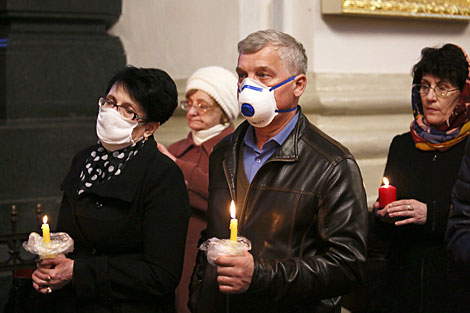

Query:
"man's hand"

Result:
[[214, 250, 254, 294]]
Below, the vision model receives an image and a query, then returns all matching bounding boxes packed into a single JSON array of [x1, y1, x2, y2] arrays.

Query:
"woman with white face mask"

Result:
[[157, 66, 238, 313], [31, 66, 190, 313]]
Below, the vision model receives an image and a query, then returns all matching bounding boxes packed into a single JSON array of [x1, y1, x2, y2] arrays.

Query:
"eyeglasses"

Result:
[[98, 97, 147, 122], [180, 100, 214, 113], [413, 83, 459, 99]]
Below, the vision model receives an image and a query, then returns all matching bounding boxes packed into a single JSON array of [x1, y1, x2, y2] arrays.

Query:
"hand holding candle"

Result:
[[199, 200, 250, 265], [42, 215, 51, 243], [230, 201, 238, 242], [379, 177, 396, 208]]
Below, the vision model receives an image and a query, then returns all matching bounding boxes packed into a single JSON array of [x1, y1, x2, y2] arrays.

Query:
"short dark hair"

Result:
[[105, 66, 178, 125], [412, 43, 469, 91]]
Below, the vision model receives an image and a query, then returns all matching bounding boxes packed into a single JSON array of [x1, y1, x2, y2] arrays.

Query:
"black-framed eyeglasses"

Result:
[[180, 100, 214, 113], [98, 97, 147, 122], [413, 83, 459, 99]]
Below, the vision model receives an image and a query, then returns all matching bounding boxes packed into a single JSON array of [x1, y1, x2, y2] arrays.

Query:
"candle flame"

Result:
[[230, 201, 236, 219], [383, 177, 389, 186], [43, 215, 48, 224]]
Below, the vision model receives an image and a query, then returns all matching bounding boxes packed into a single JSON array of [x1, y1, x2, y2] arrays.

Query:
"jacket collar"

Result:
[[223, 106, 307, 196], [61, 136, 158, 203]]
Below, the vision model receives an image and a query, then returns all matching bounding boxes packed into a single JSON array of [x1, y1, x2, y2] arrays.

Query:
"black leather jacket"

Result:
[[189, 110, 368, 313]]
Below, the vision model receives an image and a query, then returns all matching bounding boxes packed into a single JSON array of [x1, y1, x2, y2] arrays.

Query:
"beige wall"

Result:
[[109, 0, 240, 79], [109, 0, 470, 206]]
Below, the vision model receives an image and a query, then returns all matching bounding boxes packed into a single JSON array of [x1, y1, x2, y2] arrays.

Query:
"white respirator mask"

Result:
[[238, 76, 297, 128]]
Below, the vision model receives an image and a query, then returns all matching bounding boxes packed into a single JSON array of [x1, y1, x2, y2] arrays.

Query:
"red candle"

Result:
[[379, 177, 396, 208]]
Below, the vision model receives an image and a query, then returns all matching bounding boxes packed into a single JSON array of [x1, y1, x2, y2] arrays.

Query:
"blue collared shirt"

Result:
[[243, 111, 299, 183]]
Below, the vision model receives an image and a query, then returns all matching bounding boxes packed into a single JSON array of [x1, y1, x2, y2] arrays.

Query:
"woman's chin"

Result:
[[423, 114, 445, 126], [189, 122, 206, 131], [189, 126, 204, 131]]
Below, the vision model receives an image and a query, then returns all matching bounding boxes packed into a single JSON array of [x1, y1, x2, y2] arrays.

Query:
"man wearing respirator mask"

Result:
[[189, 29, 368, 313]]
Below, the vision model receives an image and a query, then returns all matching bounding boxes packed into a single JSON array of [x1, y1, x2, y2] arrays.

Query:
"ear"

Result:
[[293, 74, 307, 97], [143, 122, 160, 139]]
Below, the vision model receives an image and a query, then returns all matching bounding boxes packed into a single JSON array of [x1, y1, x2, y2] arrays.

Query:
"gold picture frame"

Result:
[[322, 0, 470, 21]]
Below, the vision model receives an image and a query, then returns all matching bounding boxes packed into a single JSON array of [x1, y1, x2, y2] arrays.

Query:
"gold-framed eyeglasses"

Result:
[[180, 100, 214, 113], [98, 97, 147, 122], [413, 83, 459, 99]]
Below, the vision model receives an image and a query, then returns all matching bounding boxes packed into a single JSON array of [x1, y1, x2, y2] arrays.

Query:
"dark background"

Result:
[[0, 0, 126, 307]]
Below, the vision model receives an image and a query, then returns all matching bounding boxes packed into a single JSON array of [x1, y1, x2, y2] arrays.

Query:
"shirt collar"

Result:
[[244, 110, 299, 151]]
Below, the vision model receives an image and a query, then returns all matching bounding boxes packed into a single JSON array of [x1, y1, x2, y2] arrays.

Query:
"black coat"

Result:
[[190, 110, 368, 313], [374, 132, 466, 313], [448, 136, 470, 264], [446, 136, 470, 312], [48, 137, 190, 313]]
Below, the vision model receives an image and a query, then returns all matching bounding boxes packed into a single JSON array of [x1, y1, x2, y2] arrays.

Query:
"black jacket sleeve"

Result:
[[447, 138, 470, 265]]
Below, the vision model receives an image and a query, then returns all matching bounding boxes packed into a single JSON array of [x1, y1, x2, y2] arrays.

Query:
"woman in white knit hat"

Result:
[[157, 66, 238, 313]]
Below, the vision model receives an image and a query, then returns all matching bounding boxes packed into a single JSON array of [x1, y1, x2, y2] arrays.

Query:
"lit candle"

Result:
[[42, 215, 51, 243], [379, 177, 397, 208], [229, 201, 238, 242]]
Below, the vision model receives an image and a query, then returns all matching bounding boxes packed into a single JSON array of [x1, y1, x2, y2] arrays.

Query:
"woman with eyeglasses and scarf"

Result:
[[370, 44, 470, 313], [31, 66, 190, 313], [157, 66, 238, 313]]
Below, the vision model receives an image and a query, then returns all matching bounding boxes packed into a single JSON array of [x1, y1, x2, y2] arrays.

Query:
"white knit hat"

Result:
[[185, 66, 239, 121]]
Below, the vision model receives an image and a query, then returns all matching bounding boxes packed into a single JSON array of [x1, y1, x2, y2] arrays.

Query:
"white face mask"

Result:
[[96, 106, 140, 145], [238, 76, 296, 128]]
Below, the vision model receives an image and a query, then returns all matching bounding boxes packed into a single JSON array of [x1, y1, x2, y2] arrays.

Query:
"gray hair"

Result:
[[238, 29, 308, 76]]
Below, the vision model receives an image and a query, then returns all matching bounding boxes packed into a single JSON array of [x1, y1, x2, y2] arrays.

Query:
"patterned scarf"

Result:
[[410, 46, 470, 151], [77, 140, 146, 195]]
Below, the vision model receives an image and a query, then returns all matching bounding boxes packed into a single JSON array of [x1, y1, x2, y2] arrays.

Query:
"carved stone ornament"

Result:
[[322, 0, 470, 21]]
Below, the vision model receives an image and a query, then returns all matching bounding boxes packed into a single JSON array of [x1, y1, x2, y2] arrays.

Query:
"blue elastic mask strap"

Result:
[[276, 105, 298, 113], [239, 84, 263, 93], [269, 76, 296, 91]]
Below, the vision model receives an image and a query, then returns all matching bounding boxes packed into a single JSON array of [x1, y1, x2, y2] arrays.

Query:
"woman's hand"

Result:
[[32, 254, 74, 294], [375, 201, 398, 224], [157, 143, 176, 162], [380, 199, 427, 226]]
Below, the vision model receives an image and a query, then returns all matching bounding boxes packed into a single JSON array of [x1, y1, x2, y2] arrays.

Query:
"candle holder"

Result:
[[199, 237, 251, 266], [23, 232, 74, 259]]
